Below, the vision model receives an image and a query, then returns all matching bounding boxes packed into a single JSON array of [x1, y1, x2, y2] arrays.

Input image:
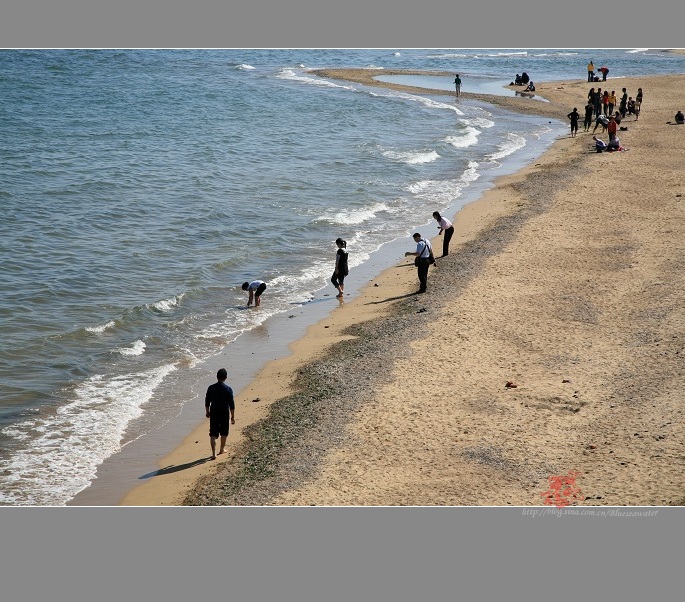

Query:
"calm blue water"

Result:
[[2, 49, 684, 505]]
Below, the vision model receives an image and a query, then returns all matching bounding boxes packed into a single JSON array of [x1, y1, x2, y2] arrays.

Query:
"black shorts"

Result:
[[254, 282, 267, 298], [209, 412, 230, 438]]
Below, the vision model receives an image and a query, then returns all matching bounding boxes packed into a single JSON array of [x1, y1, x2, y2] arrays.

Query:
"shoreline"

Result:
[[123, 71, 685, 506]]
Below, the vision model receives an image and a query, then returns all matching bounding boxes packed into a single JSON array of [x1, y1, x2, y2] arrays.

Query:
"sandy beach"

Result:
[[122, 70, 685, 506]]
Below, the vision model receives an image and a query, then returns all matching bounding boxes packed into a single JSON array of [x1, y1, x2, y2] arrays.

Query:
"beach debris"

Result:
[[251, 397, 261, 403], [417, 307, 428, 313], [374, 283, 379, 287], [288, 315, 295, 318], [562, 379, 571, 383], [505, 381, 518, 388]]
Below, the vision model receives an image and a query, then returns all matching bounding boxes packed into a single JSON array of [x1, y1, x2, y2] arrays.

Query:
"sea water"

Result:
[[1, 49, 684, 505]]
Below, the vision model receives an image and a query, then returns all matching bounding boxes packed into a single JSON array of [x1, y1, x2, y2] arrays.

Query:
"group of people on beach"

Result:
[[566, 65, 644, 153], [212, 212, 455, 457], [242, 210, 454, 306]]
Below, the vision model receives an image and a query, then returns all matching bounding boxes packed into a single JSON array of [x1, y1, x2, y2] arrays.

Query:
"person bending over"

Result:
[[433, 211, 455, 257], [242, 279, 267, 307]]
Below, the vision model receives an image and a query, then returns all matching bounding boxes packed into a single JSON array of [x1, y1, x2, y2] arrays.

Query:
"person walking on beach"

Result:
[[204, 368, 235, 460], [567, 107, 580, 137], [331, 238, 349, 298], [404, 232, 434, 294], [454, 74, 461, 97], [242, 279, 267, 307], [432, 211, 455, 257], [587, 60, 595, 82], [583, 101, 594, 132]]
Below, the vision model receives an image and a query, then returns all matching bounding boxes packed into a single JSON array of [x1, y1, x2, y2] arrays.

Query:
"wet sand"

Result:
[[122, 71, 685, 506]]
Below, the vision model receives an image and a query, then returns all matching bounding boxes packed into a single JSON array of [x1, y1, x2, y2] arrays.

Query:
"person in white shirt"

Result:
[[404, 232, 434, 293], [242, 279, 267, 307], [432, 211, 455, 257]]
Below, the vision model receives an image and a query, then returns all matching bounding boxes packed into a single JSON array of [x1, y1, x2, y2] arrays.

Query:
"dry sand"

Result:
[[122, 70, 685, 506]]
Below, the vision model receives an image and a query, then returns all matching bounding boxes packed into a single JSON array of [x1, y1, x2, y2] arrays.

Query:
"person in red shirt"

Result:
[[607, 114, 618, 141], [599, 66, 609, 81]]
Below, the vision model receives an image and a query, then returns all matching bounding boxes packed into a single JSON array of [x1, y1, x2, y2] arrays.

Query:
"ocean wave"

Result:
[[487, 133, 527, 161], [236, 64, 256, 70], [461, 161, 481, 184], [626, 49, 649, 54], [461, 116, 495, 129], [378, 89, 465, 116], [114, 339, 146, 356], [426, 53, 469, 59], [406, 178, 465, 205], [328, 202, 389, 225], [444, 127, 480, 149], [382, 149, 440, 164], [0, 364, 176, 506], [278, 68, 357, 90], [532, 52, 579, 57], [85, 320, 117, 334], [148, 295, 182, 312]]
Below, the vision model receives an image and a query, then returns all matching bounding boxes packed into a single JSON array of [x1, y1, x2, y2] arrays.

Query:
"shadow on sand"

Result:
[[138, 457, 212, 480]]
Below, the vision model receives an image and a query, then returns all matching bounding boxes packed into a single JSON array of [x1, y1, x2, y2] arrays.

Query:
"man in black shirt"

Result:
[[205, 368, 235, 459]]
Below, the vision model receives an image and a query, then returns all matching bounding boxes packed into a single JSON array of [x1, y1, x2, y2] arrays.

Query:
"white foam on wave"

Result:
[[462, 161, 481, 183], [461, 116, 495, 129], [148, 295, 181, 312], [487, 51, 528, 57], [626, 49, 649, 54], [114, 339, 146, 356], [444, 126, 480, 149], [407, 161, 480, 204], [533, 52, 578, 57], [382, 149, 440, 164], [426, 53, 469, 59], [393, 52, 401, 56], [277, 68, 357, 90], [0, 364, 176, 506], [487, 133, 527, 162], [236, 64, 256, 70], [376, 89, 465, 116], [85, 320, 116, 334], [406, 178, 464, 206], [319, 202, 389, 226]]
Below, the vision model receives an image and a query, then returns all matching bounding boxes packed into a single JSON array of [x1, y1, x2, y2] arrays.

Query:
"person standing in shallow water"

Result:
[[204, 368, 235, 460], [331, 238, 348, 298], [454, 74, 461, 97], [432, 211, 454, 257], [242, 279, 267, 307]]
